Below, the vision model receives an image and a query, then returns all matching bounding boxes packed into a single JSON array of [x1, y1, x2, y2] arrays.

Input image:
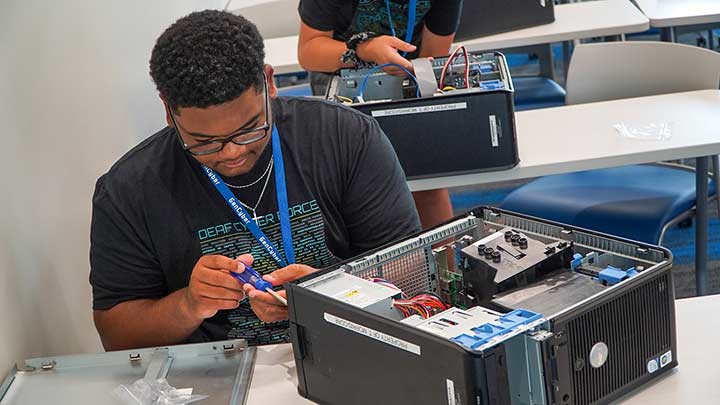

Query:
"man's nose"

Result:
[[220, 140, 249, 159]]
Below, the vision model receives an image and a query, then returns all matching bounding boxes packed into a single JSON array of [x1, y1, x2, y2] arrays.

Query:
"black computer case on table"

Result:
[[287, 207, 677, 405], [325, 52, 520, 180], [455, 0, 556, 41]]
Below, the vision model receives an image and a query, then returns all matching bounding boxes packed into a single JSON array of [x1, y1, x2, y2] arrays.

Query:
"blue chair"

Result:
[[507, 44, 567, 111], [499, 41, 720, 245], [512, 76, 566, 111], [501, 165, 716, 244]]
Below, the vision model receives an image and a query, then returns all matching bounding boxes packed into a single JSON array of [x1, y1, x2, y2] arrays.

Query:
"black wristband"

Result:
[[346, 31, 377, 51], [341, 32, 377, 68]]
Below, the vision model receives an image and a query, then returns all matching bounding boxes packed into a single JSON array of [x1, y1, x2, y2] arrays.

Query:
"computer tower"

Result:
[[326, 52, 519, 180], [287, 207, 677, 405]]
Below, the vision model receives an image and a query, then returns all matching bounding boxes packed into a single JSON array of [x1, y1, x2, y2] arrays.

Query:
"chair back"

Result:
[[566, 41, 720, 105]]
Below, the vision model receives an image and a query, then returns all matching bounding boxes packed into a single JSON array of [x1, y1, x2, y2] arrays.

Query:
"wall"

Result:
[[0, 0, 225, 378]]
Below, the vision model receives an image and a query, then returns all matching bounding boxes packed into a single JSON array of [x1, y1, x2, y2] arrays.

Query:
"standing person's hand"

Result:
[[181, 254, 254, 321], [243, 264, 317, 322], [357, 35, 416, 74]]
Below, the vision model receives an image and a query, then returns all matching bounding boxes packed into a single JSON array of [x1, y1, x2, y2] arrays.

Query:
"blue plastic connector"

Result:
[[570, 253, 584, 271], [598, 266, 638, 286], [451, 308, 543, 349]]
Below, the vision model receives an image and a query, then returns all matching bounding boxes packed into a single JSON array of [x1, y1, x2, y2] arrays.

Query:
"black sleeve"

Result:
[[341, 118, 421, 255], [424, 0, 464, 36], [298, 0, 342, 32], [89, 175, 167, 310]]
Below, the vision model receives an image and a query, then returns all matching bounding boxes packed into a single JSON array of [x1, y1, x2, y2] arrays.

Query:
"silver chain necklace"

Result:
[[224, 154, 274, 189], [233, 160, 274, 225]]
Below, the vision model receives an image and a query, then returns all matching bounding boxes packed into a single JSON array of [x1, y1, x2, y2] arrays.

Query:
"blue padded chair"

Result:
[[512, 76, 566, 111], [499, 42, 720, 245], [501, 165, 716, 244]]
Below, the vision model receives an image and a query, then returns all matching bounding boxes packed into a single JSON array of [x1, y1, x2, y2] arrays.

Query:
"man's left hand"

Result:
[[243, 264, 317, 322]]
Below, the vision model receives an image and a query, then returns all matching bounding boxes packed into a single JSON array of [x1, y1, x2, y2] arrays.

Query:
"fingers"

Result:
[[197, 282, 245, 301], [200, 254, 240, 271], [246, 289, 289, 322], [197, 296, 242, 311], [235, 254, 254, 268], [263, 264, 317, 286], [385, 52, 414, 72], [196, 268, 243, 290], [389, 37, 417, 53]]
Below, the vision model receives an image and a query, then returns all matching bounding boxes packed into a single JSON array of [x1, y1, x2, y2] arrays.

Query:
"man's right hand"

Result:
[[356, 35, 417, 73], [182, 254, 251, 321]]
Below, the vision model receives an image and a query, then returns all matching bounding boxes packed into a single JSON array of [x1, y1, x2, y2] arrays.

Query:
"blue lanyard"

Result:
[[202, 125, 295, 268], [385, 0, 417, 56]]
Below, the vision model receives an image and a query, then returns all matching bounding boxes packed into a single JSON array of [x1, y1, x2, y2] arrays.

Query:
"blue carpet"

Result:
[[450, 188, 718, 265]]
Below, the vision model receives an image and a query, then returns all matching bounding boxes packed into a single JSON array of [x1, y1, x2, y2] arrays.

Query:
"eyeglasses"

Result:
[[168, 79, 270, 156]]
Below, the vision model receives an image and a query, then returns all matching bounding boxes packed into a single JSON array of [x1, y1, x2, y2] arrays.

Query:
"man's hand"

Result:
[[356, 35, 416, 73], [243, 264, 317, 322], [182, 254, 253, 321]]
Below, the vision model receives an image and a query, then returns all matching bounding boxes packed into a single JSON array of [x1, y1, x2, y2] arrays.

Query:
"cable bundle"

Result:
[[439, 45, 470, 90], [368, 278, 448, 319], [393, 293, 448, 319]]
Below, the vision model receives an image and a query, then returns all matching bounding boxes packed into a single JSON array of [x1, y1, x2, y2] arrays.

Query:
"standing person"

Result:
[[90, 10, 420, 350], [297, 0, 463, 229]]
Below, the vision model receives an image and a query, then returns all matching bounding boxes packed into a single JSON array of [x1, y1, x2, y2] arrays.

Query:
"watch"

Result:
[[340, 31, 377, 68]]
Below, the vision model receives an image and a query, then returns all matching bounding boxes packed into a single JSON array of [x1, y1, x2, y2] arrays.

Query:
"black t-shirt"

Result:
[[299, 0, 463, 44], [90, 97, 420, 346]]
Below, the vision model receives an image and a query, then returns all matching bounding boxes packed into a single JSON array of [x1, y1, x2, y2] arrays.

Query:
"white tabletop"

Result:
[[247, 294, 720, 404], [456, 0, 649, 52], [408, 89, 720, 192], [633, 0, 720, 28], [265, 0, 650, 75]]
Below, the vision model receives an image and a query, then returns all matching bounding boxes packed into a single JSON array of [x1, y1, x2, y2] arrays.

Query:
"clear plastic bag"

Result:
[[112, 378, 209, 405], [613, 122, 674, 141]]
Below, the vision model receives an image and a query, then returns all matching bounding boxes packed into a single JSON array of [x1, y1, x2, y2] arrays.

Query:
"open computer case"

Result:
[[287, 207, 677, 405]]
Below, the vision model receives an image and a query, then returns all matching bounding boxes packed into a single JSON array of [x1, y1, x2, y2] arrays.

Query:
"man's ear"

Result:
[[160, 95, 174, 128], [264, 64, 278, 98]]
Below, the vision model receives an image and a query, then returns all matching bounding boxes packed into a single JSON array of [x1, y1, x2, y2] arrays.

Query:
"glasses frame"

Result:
[[168, 78, 271, 156]]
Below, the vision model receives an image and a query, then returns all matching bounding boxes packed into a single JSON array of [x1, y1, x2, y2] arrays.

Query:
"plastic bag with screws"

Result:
[[112, 378, 209, 405], [613, 122, 674, 141]]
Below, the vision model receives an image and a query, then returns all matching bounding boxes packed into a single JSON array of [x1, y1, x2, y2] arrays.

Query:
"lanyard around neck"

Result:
[[385, 0, 417, 55], [202, 125, 295, 268]]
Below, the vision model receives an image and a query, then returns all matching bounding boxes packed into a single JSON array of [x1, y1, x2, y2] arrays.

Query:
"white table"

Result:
[[408, 90, 720, 192], [633, 0, 720, 28], [248, 295, 720, 404], [265, 0, 649, 75], [456, 0, 648, 52]]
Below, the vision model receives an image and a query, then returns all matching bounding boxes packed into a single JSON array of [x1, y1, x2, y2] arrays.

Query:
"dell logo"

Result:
[[589, 342, 609, 368]]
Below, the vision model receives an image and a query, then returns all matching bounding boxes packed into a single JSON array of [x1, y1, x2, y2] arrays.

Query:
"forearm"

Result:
[[298, 36, 354, 72], [94, 288, 202, 351]]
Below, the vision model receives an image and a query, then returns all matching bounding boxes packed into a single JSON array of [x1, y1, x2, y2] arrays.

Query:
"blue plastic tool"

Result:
[[231, 264, 287, 306]]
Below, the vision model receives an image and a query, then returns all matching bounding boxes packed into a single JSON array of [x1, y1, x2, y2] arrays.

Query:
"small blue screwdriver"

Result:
[[231, 264, 288, 306]]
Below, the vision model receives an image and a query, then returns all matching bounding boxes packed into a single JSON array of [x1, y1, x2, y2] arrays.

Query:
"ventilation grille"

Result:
[[565, 274, 673, 404]]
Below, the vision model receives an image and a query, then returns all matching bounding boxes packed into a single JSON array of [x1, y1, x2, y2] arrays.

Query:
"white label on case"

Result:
[[371, 102, 467, 118], [489, 115, 499, 147], [324, 313, 421, 355], [446, 379, 457, 405]]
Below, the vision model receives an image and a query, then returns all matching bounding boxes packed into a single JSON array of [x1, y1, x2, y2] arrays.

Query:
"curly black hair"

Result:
[[149, 10, 265, 111]]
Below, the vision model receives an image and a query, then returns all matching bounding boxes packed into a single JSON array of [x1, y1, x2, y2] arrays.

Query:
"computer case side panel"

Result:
[[287, 283, 508, 405], [544, 266, 677, 405]]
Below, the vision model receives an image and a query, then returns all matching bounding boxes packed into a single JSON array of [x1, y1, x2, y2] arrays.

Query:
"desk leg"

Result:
[[696, 156, 709, 296], [661, 27, 677, 42]]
